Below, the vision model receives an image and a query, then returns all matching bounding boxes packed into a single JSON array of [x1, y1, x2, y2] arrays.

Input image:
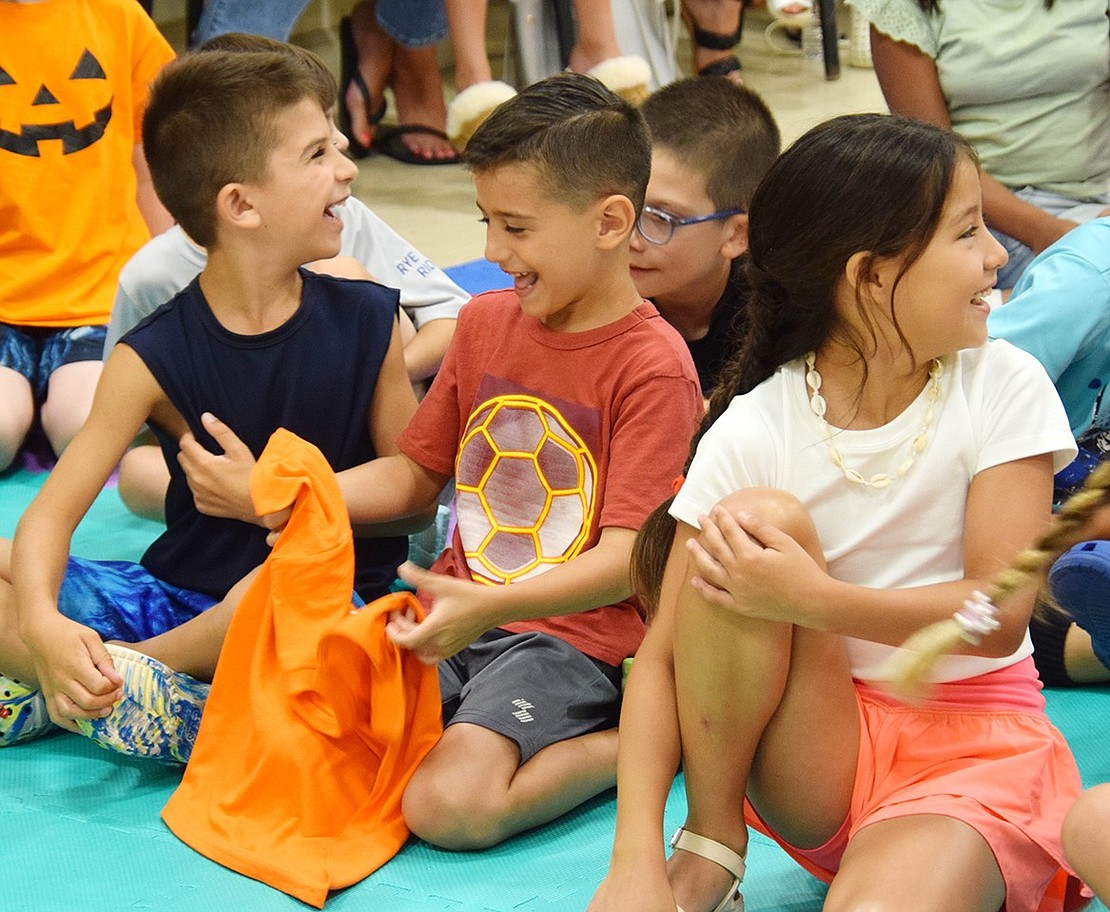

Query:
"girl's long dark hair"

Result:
[[633, 114, 977, 617]]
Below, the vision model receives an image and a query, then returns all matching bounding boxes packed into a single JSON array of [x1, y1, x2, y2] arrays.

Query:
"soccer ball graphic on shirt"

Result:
[[455, 394, 597, 584]]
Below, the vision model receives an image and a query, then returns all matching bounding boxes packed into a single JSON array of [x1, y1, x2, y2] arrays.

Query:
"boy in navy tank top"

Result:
[[0, 48, 420, 759]]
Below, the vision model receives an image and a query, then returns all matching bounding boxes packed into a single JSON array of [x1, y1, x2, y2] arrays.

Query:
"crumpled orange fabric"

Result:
[[162, 428, 442, 907]]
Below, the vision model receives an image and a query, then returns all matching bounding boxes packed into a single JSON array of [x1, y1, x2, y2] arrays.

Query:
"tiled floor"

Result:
[[156, 2, 888, 268]]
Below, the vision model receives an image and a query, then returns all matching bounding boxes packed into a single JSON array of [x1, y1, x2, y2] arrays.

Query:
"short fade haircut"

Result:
[[195, 32, 337, 107], [142, 48, 333, 247], [464, 72, 651, 214], [640, 76, 780, 212]]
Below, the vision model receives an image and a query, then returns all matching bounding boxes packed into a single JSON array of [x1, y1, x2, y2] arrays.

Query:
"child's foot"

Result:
[[0, 674, 53, 746], [1048, 541, 1110, 671], [668, 827, 746, 912], [75, 644, 209, 764]]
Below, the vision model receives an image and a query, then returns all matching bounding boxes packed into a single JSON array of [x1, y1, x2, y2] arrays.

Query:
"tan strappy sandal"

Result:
[[671, 826, 746, 912]]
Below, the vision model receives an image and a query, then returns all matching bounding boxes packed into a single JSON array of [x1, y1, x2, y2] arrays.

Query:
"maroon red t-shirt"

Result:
[[399, 290, 701, 666]]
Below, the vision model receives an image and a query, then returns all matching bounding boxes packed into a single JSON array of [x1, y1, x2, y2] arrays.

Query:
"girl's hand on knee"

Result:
[[686, 506, 821, 624]]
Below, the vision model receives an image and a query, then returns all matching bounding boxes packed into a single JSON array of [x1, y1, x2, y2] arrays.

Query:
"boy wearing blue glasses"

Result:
[[631, 77, 780, 399]]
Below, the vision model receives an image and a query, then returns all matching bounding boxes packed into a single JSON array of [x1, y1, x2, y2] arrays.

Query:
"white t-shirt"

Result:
[[104, 197, 470, 351], [671, 340, 1076, 683]]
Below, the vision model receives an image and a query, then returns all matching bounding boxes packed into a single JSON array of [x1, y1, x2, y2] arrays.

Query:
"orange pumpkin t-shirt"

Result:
[[0, 0, 173, 327]]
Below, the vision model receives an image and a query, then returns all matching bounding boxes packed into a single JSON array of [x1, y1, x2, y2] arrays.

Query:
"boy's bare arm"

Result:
[[334, 451, 448, 527], [385, 526, 636, 664], [13, 345, 167, 725], [369, 314, 419, 458], [403, 318, 456, 383]]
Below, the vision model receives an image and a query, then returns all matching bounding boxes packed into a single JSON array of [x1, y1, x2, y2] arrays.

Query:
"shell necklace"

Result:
[[803, 352, 945, 489]]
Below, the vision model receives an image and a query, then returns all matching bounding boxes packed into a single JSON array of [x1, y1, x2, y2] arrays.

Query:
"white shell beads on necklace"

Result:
[[803, 352, 945, 488]]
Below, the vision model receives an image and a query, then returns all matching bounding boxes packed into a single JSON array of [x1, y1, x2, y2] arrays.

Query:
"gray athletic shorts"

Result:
[[439, 628, 622, 764]]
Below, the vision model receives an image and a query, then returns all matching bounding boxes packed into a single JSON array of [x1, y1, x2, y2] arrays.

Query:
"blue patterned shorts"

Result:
[[58, 557, 217, 643], [0, 323, 107, 399]]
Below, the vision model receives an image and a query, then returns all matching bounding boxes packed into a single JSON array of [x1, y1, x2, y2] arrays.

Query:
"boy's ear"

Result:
[[719, 212, 749, 259], [214, 182, 263, 231], [596, 194, 637, 249]]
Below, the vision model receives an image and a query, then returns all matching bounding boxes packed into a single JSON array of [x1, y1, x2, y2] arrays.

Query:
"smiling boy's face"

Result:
[[238, 96, 358, 264], [629, 147, 746, 318], [474, 161, 621, 333]]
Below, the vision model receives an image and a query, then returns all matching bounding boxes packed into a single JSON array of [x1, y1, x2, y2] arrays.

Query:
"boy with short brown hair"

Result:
[[331, 72, 702, 848], [631, 76, 780, 398], [0, 48, 417, 755]]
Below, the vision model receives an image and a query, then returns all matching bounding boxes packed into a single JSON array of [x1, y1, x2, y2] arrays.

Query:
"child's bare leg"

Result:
[[1064, 623, 1110, 682], [444, 0, 492, 90], [40, 360, 101, 457], [670, 489, 859, 912], [1063, 783, 1110, 902], [116, 444, 170, 522], [116, 568, 259, 681], [568, 0, 622, 72], [0, 571, 38, 683], [0, 368, 34, 472], [825, 815, 1004, 912], [402, 722, 618, 849]]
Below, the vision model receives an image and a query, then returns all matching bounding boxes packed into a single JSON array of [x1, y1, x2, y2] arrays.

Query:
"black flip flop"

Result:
[[373, 125, 461, 166], [339, 15, 386, 160]]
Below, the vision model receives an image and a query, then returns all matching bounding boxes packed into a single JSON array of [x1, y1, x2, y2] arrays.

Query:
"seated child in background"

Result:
[[0, 0, 174, 472], [0, 47, 419, 754], [986, 217, 1110, 687], [104, 33, 469, 523], [630, 76, 780, 400]]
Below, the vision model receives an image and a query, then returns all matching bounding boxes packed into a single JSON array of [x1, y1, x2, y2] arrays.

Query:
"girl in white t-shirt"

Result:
[[588, 114, 1088, 912]]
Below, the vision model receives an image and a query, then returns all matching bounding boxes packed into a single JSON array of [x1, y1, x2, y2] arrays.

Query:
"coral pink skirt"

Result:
[[744, 658, 1089, 912]]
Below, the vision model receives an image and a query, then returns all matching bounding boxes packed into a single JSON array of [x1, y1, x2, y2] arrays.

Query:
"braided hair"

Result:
[[890, 460, 1110, 695]]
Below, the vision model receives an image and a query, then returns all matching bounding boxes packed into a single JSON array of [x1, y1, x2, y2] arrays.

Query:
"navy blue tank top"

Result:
[[122, 269, 406, 600]]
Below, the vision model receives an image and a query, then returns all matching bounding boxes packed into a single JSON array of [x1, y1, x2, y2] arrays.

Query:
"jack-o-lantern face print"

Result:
[[0, 48, 113, 156]]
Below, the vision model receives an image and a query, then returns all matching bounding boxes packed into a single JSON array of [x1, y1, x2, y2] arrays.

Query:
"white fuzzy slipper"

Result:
[[446, 80, 518, 150], [586, 54, 653, 107]]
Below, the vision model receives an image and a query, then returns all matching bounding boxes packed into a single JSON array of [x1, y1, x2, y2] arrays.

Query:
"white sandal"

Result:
[[671, 826, 746, 912]]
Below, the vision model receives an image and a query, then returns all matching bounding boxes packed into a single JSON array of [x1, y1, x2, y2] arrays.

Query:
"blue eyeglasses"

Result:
[[635, 205, 745, 245]]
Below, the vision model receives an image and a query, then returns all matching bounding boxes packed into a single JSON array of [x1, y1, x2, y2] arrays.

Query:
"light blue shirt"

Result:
[[987, 218, 1110, 437]]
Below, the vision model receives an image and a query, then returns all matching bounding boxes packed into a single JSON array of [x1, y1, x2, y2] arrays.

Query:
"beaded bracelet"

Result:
[[952, 590, 1001, 645]]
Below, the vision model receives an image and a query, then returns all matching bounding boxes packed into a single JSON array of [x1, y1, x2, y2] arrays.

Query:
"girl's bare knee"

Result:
[[715, 488, 819, 548]]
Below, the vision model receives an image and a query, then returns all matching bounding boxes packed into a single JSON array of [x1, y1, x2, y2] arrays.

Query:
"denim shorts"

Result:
[[439, 628, 622, 764], [0, 323, 107, 399], [57, 556, 217, 643], [377, 0, 447, 49]]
